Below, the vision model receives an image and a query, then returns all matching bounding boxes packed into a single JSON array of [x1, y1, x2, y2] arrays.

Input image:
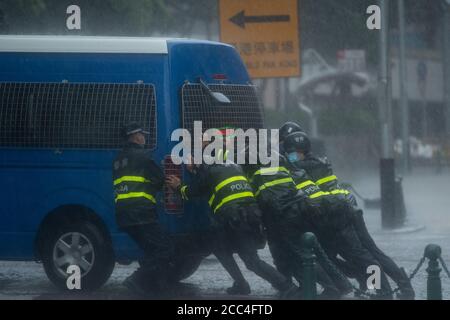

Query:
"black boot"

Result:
[[396, 268, 415, 300], [226, 281, 251, 295], [318, 287, 341, 300], [313, 238, 353, 295], [123, 270, 152, 297], [279, 283, 301, 300]]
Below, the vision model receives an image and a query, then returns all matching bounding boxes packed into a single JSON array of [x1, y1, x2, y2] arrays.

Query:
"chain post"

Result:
[[301, 232, 317, 300], [424, 244, 443, 300]]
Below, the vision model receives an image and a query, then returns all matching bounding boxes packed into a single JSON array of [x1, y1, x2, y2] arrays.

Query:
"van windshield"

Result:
[[181, 83, 264, 133]]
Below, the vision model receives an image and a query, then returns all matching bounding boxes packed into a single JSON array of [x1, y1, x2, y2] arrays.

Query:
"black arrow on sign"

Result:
[[229, 10, 290, 29]]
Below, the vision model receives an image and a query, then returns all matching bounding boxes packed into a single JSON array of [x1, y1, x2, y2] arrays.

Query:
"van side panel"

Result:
[[0, 52, 168, 260], [0, 41, 257, 260]]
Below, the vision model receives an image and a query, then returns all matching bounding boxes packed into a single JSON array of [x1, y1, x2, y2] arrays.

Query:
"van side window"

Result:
[[0, 82, 157, 149], [181, 83, 264, 133]]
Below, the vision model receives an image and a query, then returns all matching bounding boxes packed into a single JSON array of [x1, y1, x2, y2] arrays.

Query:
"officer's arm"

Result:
[[146, 159, 165, 191], [178, 167, 208, 200]]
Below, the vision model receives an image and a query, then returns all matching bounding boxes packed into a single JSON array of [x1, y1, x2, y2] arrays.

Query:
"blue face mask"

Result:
[[287, 152, 299, 163]]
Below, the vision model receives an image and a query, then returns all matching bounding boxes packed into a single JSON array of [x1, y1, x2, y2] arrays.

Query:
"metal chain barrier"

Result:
[[438, 256, 450, 279], [352, 256, 426, 299]]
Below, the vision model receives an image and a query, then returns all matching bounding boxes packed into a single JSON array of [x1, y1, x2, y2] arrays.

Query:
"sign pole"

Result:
[[398, 0, 410, 174], [378, 0, 397, 229]]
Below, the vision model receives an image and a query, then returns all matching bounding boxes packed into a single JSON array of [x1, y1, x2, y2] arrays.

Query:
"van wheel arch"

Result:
[[35, 204, 112, 259]]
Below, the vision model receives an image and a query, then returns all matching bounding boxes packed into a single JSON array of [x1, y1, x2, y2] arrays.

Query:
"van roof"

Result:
[[0, 35, 220, 54]]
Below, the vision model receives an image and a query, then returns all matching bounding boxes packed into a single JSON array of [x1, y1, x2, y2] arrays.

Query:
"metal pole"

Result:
[[422, 95, 428, 138], [379, 0, 397, 228], [378, 0, 393, 159], [443, 2, 450, 137], [398, 0, 410, 173], [277, 79, 282, 110]]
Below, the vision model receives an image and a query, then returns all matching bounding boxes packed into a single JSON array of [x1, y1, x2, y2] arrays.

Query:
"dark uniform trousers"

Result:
[[178, 158, 294, 293], [245, 159, 351, 295], [316, 203, 394, 297], [266, 201, 352, 294], [350, 209, 412, 292], [291, 157, 411, 296], [122, 220, 175, 289], [290, 166, 393, 297], [212, 203, 292, 292]]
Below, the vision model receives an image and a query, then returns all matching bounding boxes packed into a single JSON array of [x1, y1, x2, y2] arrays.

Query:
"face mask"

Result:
[[287, 152, 299, 163]]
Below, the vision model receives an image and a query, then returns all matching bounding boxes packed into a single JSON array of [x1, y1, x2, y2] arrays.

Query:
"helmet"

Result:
[[279, 121, 304, 142], [283, 131, 311, 154], [121, 122, 149, 138]]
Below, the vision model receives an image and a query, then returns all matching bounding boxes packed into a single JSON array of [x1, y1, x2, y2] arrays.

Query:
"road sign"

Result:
[[219, 0, 300, 78]]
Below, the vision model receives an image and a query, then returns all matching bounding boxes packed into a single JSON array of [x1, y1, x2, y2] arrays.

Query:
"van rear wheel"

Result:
[[42, 221, 115, 291]]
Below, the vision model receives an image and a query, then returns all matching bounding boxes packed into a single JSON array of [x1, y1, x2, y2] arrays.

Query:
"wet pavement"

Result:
[[1, 167, 449, 300]]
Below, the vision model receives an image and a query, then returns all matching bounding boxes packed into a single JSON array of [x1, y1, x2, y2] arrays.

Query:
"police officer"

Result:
[[289, 166, 392, 296], [166, 133, 297, 298], [113, 122, 174, 296], [283, 129, 415, 299], [279, 121, 304, 153], [241, 147, 353, 298]]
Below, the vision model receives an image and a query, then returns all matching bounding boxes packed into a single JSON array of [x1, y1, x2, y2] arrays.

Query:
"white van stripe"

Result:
[[0, 36, 169, 54]]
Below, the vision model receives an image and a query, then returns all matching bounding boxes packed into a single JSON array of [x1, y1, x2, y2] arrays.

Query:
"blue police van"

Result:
[[0, 36, 264, 290]]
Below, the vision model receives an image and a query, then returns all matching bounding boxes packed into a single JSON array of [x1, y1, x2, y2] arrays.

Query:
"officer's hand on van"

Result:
[[166, 175, 181, 190]]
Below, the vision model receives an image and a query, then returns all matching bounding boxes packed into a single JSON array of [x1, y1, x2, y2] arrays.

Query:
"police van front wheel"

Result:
[[42, 221, 115, 292]]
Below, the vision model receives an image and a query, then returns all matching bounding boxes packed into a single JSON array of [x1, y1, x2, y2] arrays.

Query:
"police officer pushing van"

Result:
[[166, 130, 298, 298], [113, 122, 174, 296], [281, 122, 415, 299], [240, 146, 353, 298]]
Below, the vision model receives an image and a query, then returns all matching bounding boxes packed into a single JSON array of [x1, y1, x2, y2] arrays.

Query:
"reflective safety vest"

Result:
[[250, 166, 296, 197], [113, 175, 156, 204], [179, 158, 255, 214], [295, 179, 331, 200], [112, 143, 164, 228], [314, 174, 350, 196], [112, 143, 162, 208], [207, 175, 254, 213]]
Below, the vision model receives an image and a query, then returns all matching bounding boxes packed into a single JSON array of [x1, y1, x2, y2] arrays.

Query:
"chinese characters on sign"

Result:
[[219, 0, 300, 78]]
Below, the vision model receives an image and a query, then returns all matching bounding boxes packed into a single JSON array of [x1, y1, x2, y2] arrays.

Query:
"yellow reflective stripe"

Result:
[[213, 192, 254, 213], [255, 177, 294, 197], [330, 189, 350, 195], [208, 194, 215, 206], [180, 185, 188, 200], [296, 180, 315, 190], [115, 192, 156, 204], [114, 176, 150, 186], [208, 175, 248, 206], [214, 176, 248, 193], [253, 167, 290, 176], [309, 191, 330, 199], [315, 175, 337, 186]]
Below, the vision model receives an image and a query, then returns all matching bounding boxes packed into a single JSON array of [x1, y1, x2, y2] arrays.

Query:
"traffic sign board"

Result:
[[219, 0, 300, 79]]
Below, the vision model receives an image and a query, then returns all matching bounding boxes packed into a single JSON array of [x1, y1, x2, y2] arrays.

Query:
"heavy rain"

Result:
[[0, 0, 449, 302]]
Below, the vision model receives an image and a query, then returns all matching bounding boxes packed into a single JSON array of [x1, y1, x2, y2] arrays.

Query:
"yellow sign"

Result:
[[219, 0, 300, 79]]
